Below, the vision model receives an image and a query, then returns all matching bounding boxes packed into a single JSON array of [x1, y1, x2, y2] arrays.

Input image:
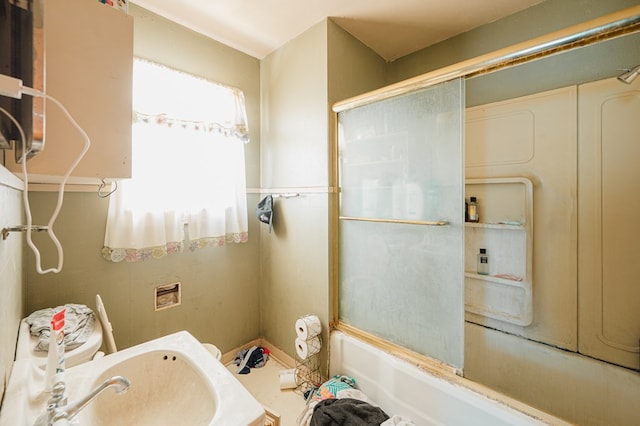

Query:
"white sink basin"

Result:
[[78, 350, 216, 424], [0, 331, 265, 426]]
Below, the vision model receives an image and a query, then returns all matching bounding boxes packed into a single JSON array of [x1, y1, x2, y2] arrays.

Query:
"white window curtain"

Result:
[[102, 59, 249, 262]]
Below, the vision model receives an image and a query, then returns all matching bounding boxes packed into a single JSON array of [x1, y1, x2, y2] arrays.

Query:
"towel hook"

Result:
[[98, 179, 117, 198], [272, 192, 300, 198]]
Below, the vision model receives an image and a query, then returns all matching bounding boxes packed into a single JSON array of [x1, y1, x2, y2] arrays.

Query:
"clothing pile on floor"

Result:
[[298, 375, 416, 426], [232, 345, 270, 374], [25, 304, 96, 352]]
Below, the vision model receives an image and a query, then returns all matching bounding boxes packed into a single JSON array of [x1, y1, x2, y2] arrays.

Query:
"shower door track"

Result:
[[333, 5, 640, 112]]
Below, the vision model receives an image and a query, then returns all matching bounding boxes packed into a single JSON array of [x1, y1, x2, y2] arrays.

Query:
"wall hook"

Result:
[[98, 179, 118, 198]]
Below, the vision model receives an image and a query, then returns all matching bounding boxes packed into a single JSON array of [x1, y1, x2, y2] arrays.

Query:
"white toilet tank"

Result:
[[15, 316, 103, 368]]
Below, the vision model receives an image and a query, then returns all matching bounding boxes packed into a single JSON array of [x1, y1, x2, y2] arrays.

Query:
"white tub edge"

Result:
[[329, 330, 572, 426]]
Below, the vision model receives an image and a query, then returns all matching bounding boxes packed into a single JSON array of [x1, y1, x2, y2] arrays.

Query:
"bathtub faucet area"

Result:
[[33, 375, 130, 426]]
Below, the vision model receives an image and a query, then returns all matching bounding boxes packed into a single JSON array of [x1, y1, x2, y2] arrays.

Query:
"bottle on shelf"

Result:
[[467, 196, 479, 222], [477, 248, 489, 275]]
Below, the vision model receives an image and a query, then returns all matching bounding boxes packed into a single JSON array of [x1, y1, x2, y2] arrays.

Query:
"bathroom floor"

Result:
[[226, 358, 308, 426]]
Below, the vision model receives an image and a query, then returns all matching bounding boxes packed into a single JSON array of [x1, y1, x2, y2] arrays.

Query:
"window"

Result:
[[102, 59, 249, 262]]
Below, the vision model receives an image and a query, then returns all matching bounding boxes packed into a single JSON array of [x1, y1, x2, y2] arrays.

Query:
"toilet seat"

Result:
[[96, 294, 117, 354]]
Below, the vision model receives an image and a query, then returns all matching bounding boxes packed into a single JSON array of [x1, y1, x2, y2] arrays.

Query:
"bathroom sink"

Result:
[[77, 349, 216, 425], [0, 331, 265, 426]]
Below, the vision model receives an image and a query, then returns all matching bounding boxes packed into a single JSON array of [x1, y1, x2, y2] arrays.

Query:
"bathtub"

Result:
[[329, 331, 570, 425]]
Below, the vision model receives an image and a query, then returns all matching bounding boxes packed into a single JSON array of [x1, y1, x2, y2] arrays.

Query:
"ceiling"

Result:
[[130, 0, 546, 62]]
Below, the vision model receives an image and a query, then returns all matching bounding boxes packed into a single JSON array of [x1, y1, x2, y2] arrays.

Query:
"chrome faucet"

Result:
[[34, 375, 130, 425]]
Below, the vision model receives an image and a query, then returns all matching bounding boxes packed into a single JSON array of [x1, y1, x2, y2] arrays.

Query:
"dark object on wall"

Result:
[[257, 195, 274, 233]]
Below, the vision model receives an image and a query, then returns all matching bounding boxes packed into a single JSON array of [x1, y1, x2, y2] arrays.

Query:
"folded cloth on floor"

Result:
[[310, 398, 390, 426], [232, 346, 270, 374], [25, 304, 96, 352]]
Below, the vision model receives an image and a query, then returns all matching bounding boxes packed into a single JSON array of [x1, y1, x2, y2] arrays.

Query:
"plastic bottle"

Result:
[[468, 196, 479, 222], [477, 248, 489, 275], [45, 308, 66, 392]]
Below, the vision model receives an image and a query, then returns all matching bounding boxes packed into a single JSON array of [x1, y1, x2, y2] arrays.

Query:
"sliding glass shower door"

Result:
[[337, 78, 465, 369]]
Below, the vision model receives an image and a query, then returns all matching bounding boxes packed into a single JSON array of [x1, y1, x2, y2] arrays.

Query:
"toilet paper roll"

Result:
[[295, 335, 321, 360], [278, 368, 298, 389], [295, 314, 322, 340]]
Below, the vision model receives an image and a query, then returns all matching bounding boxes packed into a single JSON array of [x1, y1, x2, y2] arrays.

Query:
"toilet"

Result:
[[202, 343, 222, 360], [15, 311, 103, 369], [16, 295, 222, 367]]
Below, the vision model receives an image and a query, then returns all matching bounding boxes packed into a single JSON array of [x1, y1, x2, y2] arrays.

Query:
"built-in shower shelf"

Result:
[[464, 177, 533, 327], [464, 272, 526, 288], [464, 273, 532, 326]]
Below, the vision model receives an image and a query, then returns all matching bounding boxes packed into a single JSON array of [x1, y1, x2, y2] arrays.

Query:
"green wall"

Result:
[[258, 21, 330, 370], [258, 19, 388, 373]]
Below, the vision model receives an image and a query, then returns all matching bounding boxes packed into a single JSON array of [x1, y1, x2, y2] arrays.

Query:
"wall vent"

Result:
[[155, 282, 181, 311]]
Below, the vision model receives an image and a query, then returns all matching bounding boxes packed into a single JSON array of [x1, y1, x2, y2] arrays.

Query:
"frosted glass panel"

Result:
[[338, 79, 464, 369], [340, 83, 462, 222]]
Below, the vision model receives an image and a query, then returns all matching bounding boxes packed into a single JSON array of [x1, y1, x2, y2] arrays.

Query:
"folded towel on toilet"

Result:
[[25, 304, 96, 351]]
